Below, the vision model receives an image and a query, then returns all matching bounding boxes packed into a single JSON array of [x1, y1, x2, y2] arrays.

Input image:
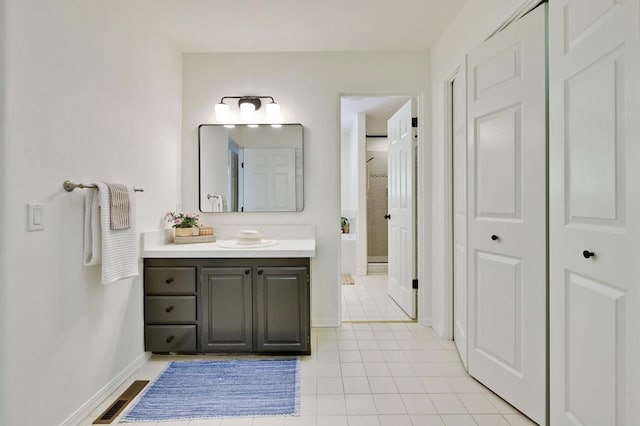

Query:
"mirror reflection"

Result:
[[199, 124, 304, 212]]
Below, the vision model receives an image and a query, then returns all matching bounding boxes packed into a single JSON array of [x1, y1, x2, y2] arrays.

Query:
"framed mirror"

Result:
[[199, 124, 304, 212]]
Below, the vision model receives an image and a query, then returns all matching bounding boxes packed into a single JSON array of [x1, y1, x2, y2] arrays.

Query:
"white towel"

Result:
[[83, 183, 139, 284], [211, 194, 227, 212], [83, 188, 101, 266]]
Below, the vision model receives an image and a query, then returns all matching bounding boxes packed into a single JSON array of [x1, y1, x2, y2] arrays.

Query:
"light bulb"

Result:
[[247, 124, 259, 128], [215, 103, 230, 121], [224, 124, 235, 128], [240, 102, 256, 120], [271, 124, 282, 128]]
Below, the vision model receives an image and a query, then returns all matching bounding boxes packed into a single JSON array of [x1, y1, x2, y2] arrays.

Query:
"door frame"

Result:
[[443, 67, 461, 340], [338, 92, 427, 325]]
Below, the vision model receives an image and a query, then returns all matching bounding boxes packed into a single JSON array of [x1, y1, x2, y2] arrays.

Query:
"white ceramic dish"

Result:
[[216, 240, 279, 249]]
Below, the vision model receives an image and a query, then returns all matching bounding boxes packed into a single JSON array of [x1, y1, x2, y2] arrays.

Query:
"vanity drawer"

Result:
[[145, 325, 197, 352], [145, 296, 196, 324], [145, 267, 196, 294]]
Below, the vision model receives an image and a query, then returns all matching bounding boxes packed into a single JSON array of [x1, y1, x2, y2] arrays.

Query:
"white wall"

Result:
[[429, 0, 531, 335], [182, 52, 429, 326], [340, 124, 358, 214], [1, 1, 181, 424]]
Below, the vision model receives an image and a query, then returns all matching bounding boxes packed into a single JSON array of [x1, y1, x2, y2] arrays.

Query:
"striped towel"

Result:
[[107, 183, 130, 230], [83, 183, 139, 284]]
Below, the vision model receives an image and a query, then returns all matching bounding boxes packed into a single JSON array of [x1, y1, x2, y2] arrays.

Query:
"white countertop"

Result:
[[142, 239, 316, 258]]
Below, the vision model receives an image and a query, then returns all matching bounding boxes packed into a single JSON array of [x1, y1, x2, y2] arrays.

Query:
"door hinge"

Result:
[[412, 279, 419, 289], [241, 162, 244, 168], [411, 117, 418, 128], [307, 335, 311, 344], [240, 206, 244, 212]]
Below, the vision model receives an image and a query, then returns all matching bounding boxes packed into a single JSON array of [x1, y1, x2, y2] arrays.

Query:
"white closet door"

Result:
[[549, 0, 640, 424], [387, 100, 416, 318], [452, 73, 468, 368], [467, 5, 546, 424]]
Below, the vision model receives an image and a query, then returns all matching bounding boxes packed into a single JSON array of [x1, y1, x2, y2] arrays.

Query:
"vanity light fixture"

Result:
[[247, 124, 259, 128], [214, 96, 281, 122]]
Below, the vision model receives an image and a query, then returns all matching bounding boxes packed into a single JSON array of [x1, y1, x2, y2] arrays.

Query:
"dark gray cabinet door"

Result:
[[255, 266, 310, 353], [200, 267, 253, 352]]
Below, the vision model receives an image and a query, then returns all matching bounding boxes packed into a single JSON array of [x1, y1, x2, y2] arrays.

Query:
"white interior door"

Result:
[[549, 0, 640, 424], [452, 73, 468, 368], [467, 5, 546, 424], [387, 100, 416, 319]]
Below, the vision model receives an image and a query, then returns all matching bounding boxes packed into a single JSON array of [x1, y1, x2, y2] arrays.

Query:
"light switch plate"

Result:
[[27, 203, 44, 231]]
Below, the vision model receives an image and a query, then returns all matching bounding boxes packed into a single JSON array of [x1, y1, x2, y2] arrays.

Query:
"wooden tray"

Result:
[[174, 235, 216, 244]]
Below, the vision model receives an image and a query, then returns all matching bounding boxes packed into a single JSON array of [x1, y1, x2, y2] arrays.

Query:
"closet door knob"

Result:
[[491, 235, 499, 241], [165, 277, 174, 284], [166, 335, 175, 343], [384, 214, 391, 220], [583, 250, 595, 259], [165, 305, 174, 313], [258, 270, 264, 275], [245, 269, 251, 275]]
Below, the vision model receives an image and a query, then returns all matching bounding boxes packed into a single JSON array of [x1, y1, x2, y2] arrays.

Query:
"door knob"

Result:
[[258, 270, 264, 275], [245, 269, 251, 275], [384, 214, 391, 220], [583, 250, 595, 259], [491, 235, 499, 241]]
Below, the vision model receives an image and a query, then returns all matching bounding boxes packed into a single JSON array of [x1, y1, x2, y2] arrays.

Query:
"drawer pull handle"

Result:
[[165, 305, 174, 313], [491, 235, 499, 241], [245, 269, 251, 275], [166, 335, 175, 343], [583, 250, 595, 259], [165, 278, 174, 284], [258, 270, 264, 275]]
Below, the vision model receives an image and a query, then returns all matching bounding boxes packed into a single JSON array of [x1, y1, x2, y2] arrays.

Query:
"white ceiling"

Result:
[[135, 0, 468, 52]]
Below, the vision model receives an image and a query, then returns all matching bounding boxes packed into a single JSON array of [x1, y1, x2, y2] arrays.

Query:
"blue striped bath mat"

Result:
[[121, 358, 300, 422]]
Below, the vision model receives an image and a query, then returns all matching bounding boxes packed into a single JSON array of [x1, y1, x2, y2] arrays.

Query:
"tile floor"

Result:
[[80, 323, 536, 426], [341, 274, 413, 322]]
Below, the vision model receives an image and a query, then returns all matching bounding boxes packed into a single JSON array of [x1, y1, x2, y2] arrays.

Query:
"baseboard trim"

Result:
[[420, 318, 432, 328], [312, 319, 341, 327], [60, 351, 151, 426], [431, 319, 444, 338]]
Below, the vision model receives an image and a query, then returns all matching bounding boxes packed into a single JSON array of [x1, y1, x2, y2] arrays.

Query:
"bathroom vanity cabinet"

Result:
[[143, 257, 310, 355]]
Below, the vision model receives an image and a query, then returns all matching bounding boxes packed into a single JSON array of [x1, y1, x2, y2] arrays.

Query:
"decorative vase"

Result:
[[174, 227, 192, 237]]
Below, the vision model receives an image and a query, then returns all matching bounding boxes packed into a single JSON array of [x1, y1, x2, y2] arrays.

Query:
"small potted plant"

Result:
[[341, 217, 350, 234], [166, 212, 200, 237]]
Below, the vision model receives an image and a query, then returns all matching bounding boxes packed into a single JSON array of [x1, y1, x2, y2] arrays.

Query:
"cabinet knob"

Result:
[[491, 235, 499, 241], [165, 305, 174, 313], [166, 335, 175, 343], [165, 277, 174, 284], [258, 270, 264, 275], [245, 269, 251, 275], [583, 250, 595, 259], [384, 214, 391, 220]]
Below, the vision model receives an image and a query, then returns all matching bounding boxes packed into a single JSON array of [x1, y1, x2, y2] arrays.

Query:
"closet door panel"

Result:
[[466, 5, 547, 424], [550, 0, 640, 424]]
